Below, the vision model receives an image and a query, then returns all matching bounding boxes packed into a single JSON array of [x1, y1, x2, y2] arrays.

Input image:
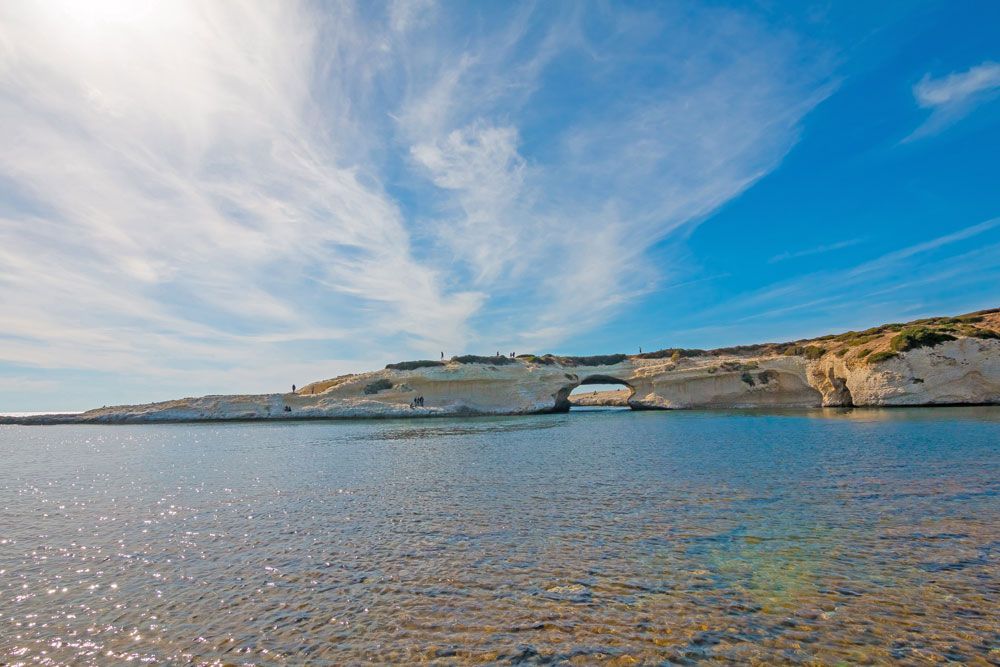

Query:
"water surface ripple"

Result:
[[1, 408, 999, 664]]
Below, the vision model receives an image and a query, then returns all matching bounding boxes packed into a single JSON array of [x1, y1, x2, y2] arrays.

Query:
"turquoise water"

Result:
[[1, 408, 998, 664]]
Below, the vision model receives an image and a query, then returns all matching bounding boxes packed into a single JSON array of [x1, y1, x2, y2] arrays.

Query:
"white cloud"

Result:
[[768, 238, 864, 263], [396, 4, 831, 347], [906, 61, 1000, 141], [691, 217, 1000, 331], [914, 61, 1000, 107], [0, 0, 831, 405], [410, 122, 527, 283], [0, 0, 479, 392]]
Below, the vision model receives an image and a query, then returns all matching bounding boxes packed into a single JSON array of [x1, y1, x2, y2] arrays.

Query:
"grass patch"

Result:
[[841, 334, 880, 347], [363, 378, 394, 394], [802, 345, 826, 360], [516, 353, 628, 366], [719, 361, 759, 372], [867, 351, 899, 365], [636, 348, 707, 360], [710, 343, 780, 357], [517, 354, 558, 365], [451, 355, 517, 365], [556, 354, 628, 366], [385, 360, 445, 371], [963, 327, 1000, 340], [758, 370, 778, 384], [888, 327, 957, 352], [781, 344, 825, 359]]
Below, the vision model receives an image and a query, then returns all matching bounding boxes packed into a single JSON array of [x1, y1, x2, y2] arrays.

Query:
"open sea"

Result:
[[1, 407, 998, 664]]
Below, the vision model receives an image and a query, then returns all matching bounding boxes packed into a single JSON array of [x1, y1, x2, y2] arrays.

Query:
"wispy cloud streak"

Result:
[[0, 0, 831, 404], [905, 61, 1000, 141]]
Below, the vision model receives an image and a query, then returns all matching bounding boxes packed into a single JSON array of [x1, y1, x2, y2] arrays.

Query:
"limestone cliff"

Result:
[[5, 309, 999, 424]]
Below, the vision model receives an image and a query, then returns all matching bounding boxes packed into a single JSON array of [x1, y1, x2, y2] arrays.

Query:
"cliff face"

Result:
[[5, 309, 999, 424], [835, 338, 1000, 406]]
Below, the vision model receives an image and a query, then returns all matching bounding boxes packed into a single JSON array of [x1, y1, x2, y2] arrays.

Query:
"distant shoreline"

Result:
[[4, 308, 998, 426]]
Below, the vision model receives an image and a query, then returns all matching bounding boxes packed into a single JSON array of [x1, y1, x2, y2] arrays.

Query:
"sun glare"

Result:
[[45, 0, 161, 27]]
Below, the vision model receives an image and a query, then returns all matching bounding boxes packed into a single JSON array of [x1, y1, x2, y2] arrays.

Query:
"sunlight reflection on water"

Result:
[[1, 407, 998, 664]]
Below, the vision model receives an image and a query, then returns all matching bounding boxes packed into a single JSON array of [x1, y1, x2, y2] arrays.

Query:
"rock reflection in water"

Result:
[[1, 407, 998, 664]]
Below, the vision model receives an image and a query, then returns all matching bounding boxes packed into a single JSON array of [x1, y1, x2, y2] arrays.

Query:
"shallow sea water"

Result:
[[1, 407, 998, 665]]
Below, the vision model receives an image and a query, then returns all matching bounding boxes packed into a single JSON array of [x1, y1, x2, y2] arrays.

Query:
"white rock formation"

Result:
[[5, 310, 998, 424]]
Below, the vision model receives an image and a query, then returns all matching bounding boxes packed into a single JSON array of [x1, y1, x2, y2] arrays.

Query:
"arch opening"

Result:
[[562, 374, 636, 411]]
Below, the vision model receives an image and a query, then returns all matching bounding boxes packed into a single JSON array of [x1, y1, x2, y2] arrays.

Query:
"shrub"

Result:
[[385, 360, 445, 371], [711, 344, 777, 357], [758, 370, 778, 384], [740, 371, 755, 386], [636, 348, 707, 360], [888, 327, 957, 353], [719, 361, 758, 372], [557, 354, 628, 367], [451, 354, 517, 365], [781, 344, 825, 359], [802, 345, 826, 360], [964, 327, 1000, 340], [844, 334, 879, 347], [857, 348, 872, 358], [867, 351, 899, 365], [363, 378, 394, 394], [518, 354, 558, 365]]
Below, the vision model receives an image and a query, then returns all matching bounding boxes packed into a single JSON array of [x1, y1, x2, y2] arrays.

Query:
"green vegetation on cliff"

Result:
[[867, 351, 899, 365], [889, 327, 957, 352], [363, 378, 394, 394], [451, 355, 517, 365], [385, 360, 445, 371]]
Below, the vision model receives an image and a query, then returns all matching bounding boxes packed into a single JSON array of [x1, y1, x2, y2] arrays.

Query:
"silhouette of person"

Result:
[[292, 384, 296, 393], [441, 351, 444, 359]]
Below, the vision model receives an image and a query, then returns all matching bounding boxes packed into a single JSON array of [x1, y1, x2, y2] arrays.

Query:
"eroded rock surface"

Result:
[[5, 309, 999, 424]]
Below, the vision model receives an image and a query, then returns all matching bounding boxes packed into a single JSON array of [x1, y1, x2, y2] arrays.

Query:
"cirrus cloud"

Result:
[[0, 0, 831, 407]]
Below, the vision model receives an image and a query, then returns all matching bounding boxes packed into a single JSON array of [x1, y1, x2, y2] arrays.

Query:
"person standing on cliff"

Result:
[[292, 384, 296, 393], [440, 351, 444, 360]]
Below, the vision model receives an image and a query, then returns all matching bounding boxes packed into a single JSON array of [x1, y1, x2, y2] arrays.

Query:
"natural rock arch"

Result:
[[553, 373, 637, 412]]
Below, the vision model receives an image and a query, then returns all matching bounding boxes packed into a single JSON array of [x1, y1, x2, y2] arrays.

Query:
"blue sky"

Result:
[[0, 0, 998, 411]]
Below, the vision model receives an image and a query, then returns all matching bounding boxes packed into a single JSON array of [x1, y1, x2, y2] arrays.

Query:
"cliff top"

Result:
[[296, 307, 999, 396]]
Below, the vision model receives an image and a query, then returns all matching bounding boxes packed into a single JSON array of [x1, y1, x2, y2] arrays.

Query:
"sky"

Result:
[[0, 0, 998, 411]]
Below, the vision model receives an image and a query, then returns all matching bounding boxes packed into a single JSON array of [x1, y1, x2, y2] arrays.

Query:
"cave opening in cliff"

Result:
[[567, 375, 635, 411]]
